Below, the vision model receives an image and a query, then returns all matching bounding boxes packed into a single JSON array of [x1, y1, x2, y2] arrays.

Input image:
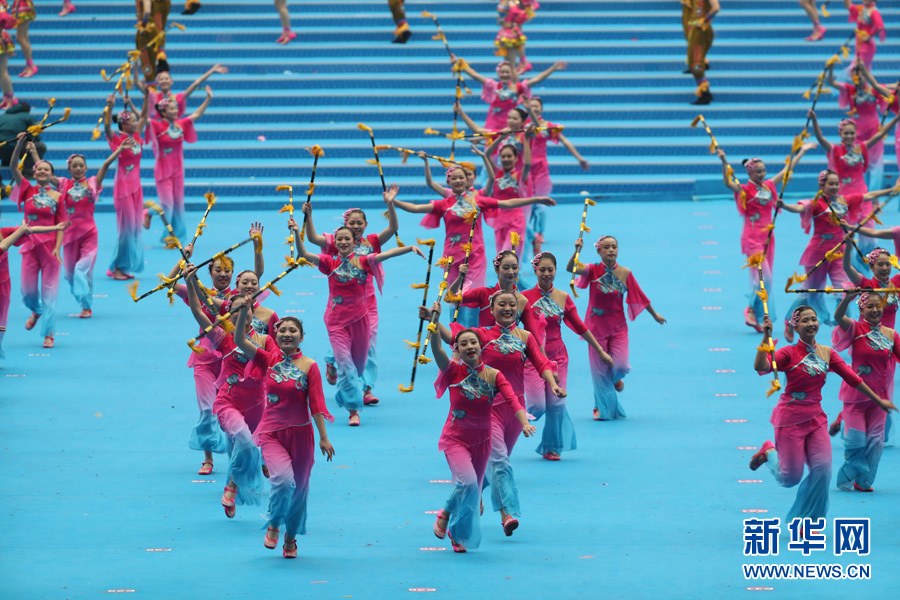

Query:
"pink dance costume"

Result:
[[148, 90, 186, 118], [783, 193, 862, 325], [176, 285, 231, 454], [434, 359, 519, 549], [458, 283, 536, 331], [321, 232, 381, 391], [757, 341, 862, 521], [14, 182, 65, 338], [420, 191, 500, 297], [148, 117, 197, 242], [526, 120, 560, 197], [494, 1, 536, 59], [251, 347, 334, 541], [838, 82, 887, 190], [856, 230, 900, 327], [317, 252, 384, 413], [830, 137, 876, 271], [107, 132, 145, 274], [522, 285, 587, 455], [735, 179, 778, 323], [0, 226, 20, 358], [451, 322, 551, 517], [576, 262, 652, 420], [206, 328, 279, 506], [848, 2, 885, 70], [483, 169, 528, 260], [480, 79, 532, 131], [58, 176, 100, 310], [832, 318, 900, 490]]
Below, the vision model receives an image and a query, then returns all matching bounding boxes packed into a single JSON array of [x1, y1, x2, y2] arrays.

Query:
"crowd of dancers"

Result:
[[1, 0, 898, 558]]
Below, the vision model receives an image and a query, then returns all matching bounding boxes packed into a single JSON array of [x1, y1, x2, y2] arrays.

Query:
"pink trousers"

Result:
[[63, 227, 98, 311], [765, 413, 831, 522], [328, 317, 372, 412], [21, 242, 60, 337], [258, 425, 316, 539]]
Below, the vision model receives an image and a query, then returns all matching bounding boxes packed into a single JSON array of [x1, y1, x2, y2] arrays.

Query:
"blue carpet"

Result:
[[2, 201, 898, 598]]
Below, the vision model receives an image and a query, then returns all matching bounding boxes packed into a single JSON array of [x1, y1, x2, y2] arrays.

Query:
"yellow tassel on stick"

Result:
[[757, 342, 775, 353], [743, 252, 765, 269], [411, 283, 428, 289], [404, 340, 421, 349], [398, 384, 414, 393], [127, 281, 139, 301], [765, 379, 782, 398]]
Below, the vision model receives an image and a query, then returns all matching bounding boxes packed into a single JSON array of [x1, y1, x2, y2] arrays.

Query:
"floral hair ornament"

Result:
[[838, 118, 857, 134], [744, 157, 763, 175], [532, 251, 548, 269], [867, 248, 889, 265], [343, 207, 364, 223], [594, 235, 612, 249], [857, 292, 871, 309], [445, 165, 465, 181], [66, 153, 86, 167]]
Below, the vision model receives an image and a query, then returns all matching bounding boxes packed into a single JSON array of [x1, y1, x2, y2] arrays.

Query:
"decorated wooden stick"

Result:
[[689, 114, 726, 157], [417, 256, 455, 367], [786, 286, 900, 294], [144, 200, 190, 258], [399, 238, 438, 393], [569, 196, 596, 298], [275, 185, 295, 259], [754, 265, 782, 398], [127, 237, 256, 302], [447, 208, 479, 322], [0, 106, 71, 148], [188, 191, 217, 248], [425, 125, 563, 141], [374, 144, 466, 168], [359, 123, 404, 247], [301, 144, 324, 242], [187, 257, 309, 353]]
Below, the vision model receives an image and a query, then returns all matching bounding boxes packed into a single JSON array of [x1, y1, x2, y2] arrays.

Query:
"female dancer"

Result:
[[523, 252, 612, 460], [147, 84, 212, 243], [778, 170, 897, 341], [0, 220, 67, 359], [9, 135, 64, 348], [301, 186, 399, 402], [291, 217, 425, 425], [429, 325, 533, 552], [800, 0, 825, 41], [0, 0, 16, 109], [525, 96, 589, 252], [844, 0, 884, 70], [170, 230, 263, 476], [448, 251, 534, 329], [392, 166, 553, 326], [831, 290, 900, 492], [749, 311, 894, 523], [105, 88, 150, 280], [233, 308, 335, 559], [185, 268, 275, 516], [13, 0, 35, 78], [568, 236, 666, 421], [450, 58, 564, 131], [827, 64, 887, 191], [482, 139, 532, 260], [495, 0, 540, 73], [809, 108, 898, 270], [136, 63, 227, 118], [856, 63, 900, 197], [842, 244, 900, 328], [457, 103, 531, 171], [418, 148, 492, 198], [716, 144, 816, 332], [423, 291, 559, 536], [55, 146, 126, 318], [229, 269, 278, 336]]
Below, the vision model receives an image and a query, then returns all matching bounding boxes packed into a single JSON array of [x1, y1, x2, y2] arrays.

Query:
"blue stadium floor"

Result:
[[2, 202, 897, 599]]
